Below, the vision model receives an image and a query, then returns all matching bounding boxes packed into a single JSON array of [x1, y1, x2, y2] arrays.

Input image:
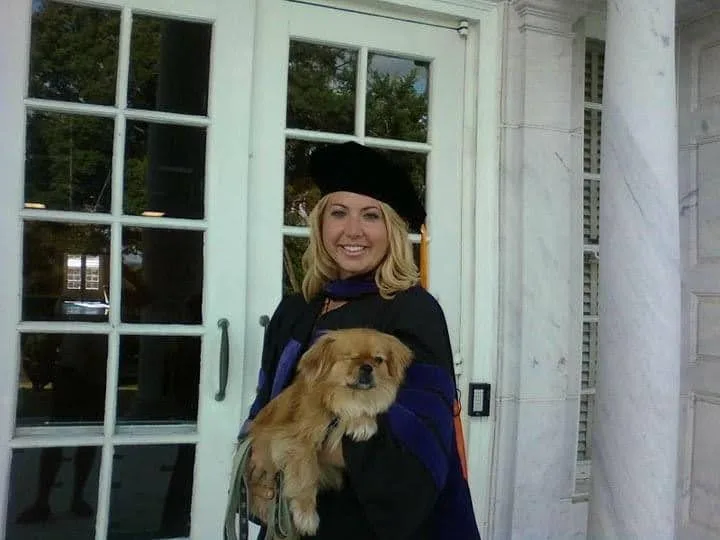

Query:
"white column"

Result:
[[588, 1, 681, 538]]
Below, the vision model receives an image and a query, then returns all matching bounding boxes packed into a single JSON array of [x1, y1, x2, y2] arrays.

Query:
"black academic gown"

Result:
[[244, 285, 481, 540]]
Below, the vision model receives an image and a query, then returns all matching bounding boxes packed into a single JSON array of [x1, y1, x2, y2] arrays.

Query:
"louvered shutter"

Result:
[[578, 39, 604, 463]]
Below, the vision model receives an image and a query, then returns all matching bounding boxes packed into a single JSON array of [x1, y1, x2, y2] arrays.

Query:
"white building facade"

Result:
[[0, 0, 717, 538]]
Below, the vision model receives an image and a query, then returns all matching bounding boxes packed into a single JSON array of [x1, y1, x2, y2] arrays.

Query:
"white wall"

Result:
[[489, 3, 592, 538]]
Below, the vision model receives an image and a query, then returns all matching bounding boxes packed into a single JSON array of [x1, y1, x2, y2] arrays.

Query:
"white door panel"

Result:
[[678, 15, 720, 540]]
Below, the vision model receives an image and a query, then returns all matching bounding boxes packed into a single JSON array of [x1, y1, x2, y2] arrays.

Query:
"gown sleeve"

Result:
[[241, 293, 306, 436], [341, 286, 457, 539]]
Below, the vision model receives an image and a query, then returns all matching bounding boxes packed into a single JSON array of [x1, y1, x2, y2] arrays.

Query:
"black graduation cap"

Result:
[[308, 141, 426, 231]]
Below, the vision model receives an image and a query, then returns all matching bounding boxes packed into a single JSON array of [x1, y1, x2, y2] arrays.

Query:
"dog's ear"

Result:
[[297, 332, 336, 384], [386, 336, 413, 380]]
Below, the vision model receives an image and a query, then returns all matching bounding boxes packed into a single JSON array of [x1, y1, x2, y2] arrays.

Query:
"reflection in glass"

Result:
[[128, 16, 212, 116], [283, 236, 308, 296], [121, 228, 203, 324], [6, 447, 100, 537], [124, 121, 206, 218], [375, 149, 427, 233], [25, 111, 114, 213], [23, 222, 110, 321], [366, 54, 429, 143], [108, 444, 195, 539], [17, 333, 107, 427], [287, 41, 357, 134], [117, 336, 200, 424], [284, 140, 323, 227], [412, 241, 421, 271], [284, 143, 427, 233], [29, 2, 120, 105]]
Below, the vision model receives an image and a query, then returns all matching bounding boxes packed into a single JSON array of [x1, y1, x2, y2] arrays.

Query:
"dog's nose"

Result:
[[360, 364, 373, 375]]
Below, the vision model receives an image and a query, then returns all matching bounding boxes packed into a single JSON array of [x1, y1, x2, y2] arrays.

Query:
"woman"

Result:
[[242, 142, 480, 540]]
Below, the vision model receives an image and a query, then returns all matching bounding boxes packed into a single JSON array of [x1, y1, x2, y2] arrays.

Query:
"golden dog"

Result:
[[247, 328, 413, 535]]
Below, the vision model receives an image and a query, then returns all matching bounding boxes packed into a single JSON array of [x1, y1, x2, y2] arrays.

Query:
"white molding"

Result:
[[512, 0, 592, 32], [0, 0, 31, 537], [289, 0, 500, 21]]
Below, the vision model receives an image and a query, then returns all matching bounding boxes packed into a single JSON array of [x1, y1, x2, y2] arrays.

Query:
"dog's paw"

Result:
[[345, 417, 377, 441], [290, 499, 319, 535]]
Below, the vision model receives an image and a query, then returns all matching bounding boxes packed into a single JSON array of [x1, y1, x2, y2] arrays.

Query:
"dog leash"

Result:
[[224, 437, 300, 540]]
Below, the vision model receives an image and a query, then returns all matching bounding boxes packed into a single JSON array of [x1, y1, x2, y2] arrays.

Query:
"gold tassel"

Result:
[[419, 222, 469, 479], [419, 224, 429, 289]]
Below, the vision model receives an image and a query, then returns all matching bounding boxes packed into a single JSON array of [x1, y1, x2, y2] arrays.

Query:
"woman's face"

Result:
[[321, 191, 389, 279]]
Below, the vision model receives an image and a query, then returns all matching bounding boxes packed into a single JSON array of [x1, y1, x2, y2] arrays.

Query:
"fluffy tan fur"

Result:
[[247, 328, 413, 535]]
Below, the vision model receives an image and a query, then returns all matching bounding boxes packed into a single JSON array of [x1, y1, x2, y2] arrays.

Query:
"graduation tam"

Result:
[[308, 141, 426, 231]]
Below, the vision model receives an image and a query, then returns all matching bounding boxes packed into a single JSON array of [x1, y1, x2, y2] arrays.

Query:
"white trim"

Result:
[[20, 210, 208, 229], [355, 47, 369, 138], [0, 0, 32, 535], [464, 4, 503, 539], [288, 0, 500, 22]]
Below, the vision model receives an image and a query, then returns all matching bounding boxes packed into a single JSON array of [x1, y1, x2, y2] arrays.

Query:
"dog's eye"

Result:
[[373, 355, 384, 364]]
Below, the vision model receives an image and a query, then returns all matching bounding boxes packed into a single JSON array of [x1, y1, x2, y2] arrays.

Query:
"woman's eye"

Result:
[[330, 209, 346, 218], [364, 212, 381, 221]]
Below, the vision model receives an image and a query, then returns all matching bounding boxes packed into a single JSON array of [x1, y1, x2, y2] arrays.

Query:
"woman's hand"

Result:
[[246, 449, 275, 523]]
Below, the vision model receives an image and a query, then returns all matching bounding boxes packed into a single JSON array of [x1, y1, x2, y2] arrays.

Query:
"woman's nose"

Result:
[[344, 215, 363, 236]]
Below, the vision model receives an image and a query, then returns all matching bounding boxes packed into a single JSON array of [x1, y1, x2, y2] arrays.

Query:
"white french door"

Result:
[[244, 0, 466, 399], [243, 0, 473, 532], [0, 0, 254, 538]]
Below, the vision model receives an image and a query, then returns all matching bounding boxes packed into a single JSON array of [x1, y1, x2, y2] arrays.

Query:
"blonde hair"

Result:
[[301, 194, 419, 301]]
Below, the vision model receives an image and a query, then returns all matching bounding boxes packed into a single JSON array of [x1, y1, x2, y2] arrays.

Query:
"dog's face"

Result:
[[297, 328, 413, 413]]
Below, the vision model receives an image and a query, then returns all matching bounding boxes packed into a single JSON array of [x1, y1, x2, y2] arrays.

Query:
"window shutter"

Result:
[[578, 39, 604, 464]]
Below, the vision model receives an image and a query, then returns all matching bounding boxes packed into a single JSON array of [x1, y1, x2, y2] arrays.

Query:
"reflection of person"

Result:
[[240, 142, 481, 539], [16, 332, 105, 524]]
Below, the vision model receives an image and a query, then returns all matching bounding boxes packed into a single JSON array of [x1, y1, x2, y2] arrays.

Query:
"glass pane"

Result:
[[6, 446, 100, 537], [124, 121, 207, 219], [412, 241, 421, 271], [128, 16, 212, 116], [283, 236, 308, 296], [25, 111, 114, 213], [29, 1, 119, 105], [366, 54, 429, 142], [286, 41, 357, 134], [121, 228, 203, 324], [108, 444, 195, 539], [17, 333, 108, 427], [376, 149, 427, 234], [284, 142, 427, 231], [23, 222, 110, 321], [284, 139, 323, 227], [117, 336, 200, 424]]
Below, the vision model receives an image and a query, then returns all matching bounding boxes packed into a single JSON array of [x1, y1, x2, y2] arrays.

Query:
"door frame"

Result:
[[0, 0, 503, 537]]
